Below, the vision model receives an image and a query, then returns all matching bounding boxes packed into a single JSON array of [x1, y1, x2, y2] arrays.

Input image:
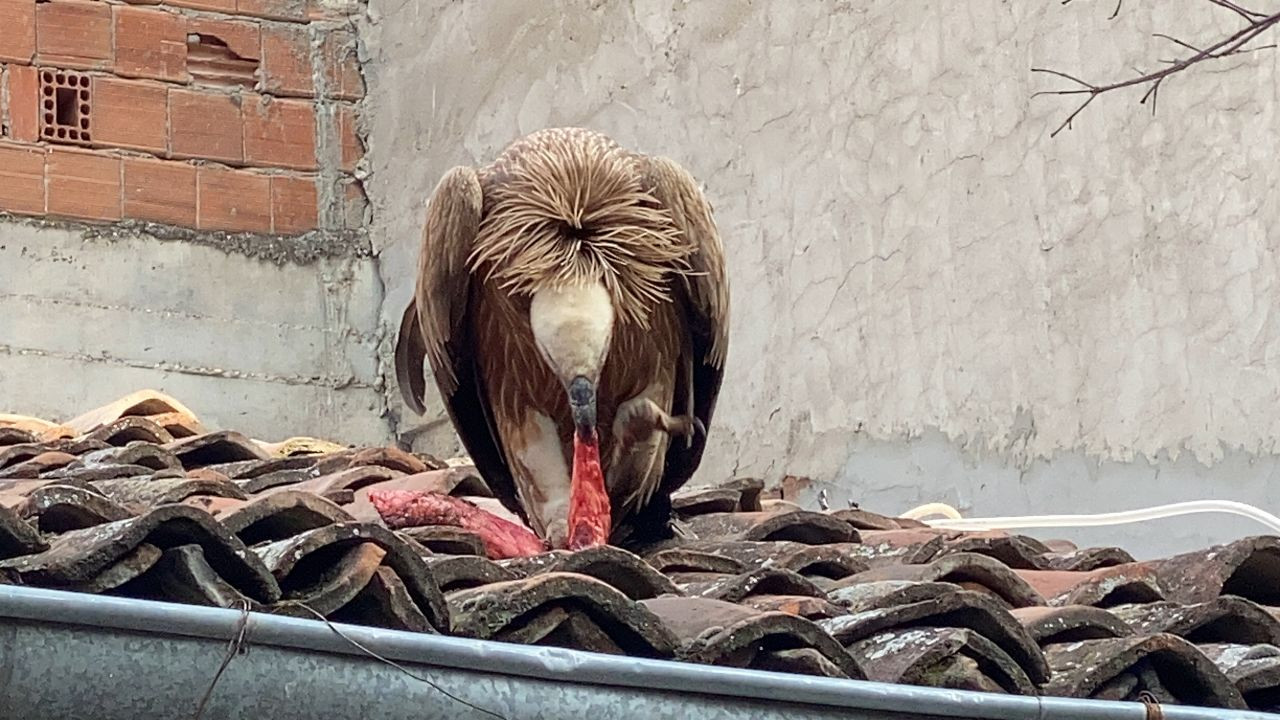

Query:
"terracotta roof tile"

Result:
[[820, 587, 1050, 685], [843, 552, 1046, 608], [1109, 596, 1280, 646], [1150, 536, 1280, 605], [847, 626, 1038, 693], [449, 572, 678, 657], [1042, 634, 1246, 707], [5, 390, 1280, 713], [17, 483, 134, 532], [642, 595, 864, 678], [1010, 604, 1135, 644], [1015, 564, 1166, 608], [1199, 642, 1280, 710]]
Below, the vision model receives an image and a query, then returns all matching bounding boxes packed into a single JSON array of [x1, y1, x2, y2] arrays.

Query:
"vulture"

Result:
[[387, 127, 728, 556]]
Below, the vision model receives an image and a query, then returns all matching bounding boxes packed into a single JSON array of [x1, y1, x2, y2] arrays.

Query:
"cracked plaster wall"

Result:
[[362, 0, 1280, 557]]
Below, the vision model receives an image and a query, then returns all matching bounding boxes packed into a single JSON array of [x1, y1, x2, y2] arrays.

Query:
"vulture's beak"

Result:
[[568, 375, 597, 440]]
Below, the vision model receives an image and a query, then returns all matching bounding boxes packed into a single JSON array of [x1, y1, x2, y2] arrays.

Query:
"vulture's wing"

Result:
[[394, 167, 524, 520], [640, 156, 729, 500]]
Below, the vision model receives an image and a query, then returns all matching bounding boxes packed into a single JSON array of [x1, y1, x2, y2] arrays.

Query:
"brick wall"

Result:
[[0, 0, 366, 235]]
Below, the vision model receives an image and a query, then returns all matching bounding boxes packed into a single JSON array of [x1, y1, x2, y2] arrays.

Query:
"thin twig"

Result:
[[1037, 1, 1280, 136]]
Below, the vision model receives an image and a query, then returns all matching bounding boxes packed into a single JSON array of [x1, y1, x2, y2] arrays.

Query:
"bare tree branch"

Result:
[[1038, 1, 1280, 136]]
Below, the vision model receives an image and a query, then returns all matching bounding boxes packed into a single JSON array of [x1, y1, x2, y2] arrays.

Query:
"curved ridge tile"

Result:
[[542, 546, 680, 600], [850, 529, 945, 566], [1200, 643, 1280, 711], [671, 487, 740, 516], [672, 478, 765, 515], [449, 572, 678, 658], [0, 504, 277, 601], [847, 627, 1037, 695], [64, 390, 204, 436], [61, 542, 163, 594], [1111, 597, 1280, 646], [0, 451, 79, 478], [684, 511, 855, 545], [165, 431, 273, 469], [0, 503, 48, 558], [254, 522, 447, 632], [1010, 605, 1134, 645], [80, 442, 183, 472], [330, 566, 436, 633], [425, 555, 519, 593], [83, 417, 175, 447], [220, 490, 354, 545], [94, 476, 249, 509], [18, 484, 134, 532], [644, 548, 747, 575], [679, 568, 825, 603], [828, 580, 963, 610], [819, 588, 1050, 684], [0, 428, 38, 446], [1042, 547, 1136, 572], [938, 531, 1053, 570], [123, 544, 257, 609], [844, 552, 1044, 608], [399, 526, 487, 556], [1043, 634, 1246, 708], [830, 508, 907, 531], [779, 544, 870, 580], [1017, 565, 1166, 608], [312, 446, 436, 476], [642, 596, 863, 679], [1153, 536, 1280, 606], [743, 594, 846, 620]]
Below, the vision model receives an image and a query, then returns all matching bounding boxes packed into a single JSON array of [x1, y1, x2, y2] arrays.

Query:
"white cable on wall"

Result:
[[901, 499, 1280, 535]]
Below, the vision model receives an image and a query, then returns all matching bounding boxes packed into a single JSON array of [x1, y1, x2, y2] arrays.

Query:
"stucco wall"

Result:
[[361, 0, 1280, 557]]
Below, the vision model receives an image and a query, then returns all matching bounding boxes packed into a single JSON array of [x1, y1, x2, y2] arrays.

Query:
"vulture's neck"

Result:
[[530, 281, 615, 549]]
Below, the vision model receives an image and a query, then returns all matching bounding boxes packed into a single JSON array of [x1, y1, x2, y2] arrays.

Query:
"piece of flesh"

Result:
[[369, 489, 547, 559], [567, 431, 611, 550]]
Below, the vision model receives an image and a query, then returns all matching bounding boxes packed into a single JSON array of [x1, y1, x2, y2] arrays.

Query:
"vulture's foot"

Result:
[[612, 398, 704, 453], [368, 489, 547, 559]]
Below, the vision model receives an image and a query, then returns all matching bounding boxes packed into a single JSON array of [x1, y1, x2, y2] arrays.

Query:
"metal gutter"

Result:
[[0, 585, 1272, 720]]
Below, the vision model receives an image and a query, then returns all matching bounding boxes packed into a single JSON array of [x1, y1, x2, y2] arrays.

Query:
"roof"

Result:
[[0, 390, 1278, 717]]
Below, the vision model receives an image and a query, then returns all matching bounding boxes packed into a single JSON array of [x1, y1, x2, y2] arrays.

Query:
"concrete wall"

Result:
[[0, 221, 391, 446], [360, 0, 1280, 558]]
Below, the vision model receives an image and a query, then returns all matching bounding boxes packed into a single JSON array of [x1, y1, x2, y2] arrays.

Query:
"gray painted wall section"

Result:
[[3, 1, 1280, 559]]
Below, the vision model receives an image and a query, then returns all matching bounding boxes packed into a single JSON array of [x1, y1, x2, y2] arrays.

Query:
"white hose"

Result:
[[901, 499, 1280, 535]]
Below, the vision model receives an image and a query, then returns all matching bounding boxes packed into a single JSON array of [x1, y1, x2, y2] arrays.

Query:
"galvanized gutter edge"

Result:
[[0, 585, 1271, 720]]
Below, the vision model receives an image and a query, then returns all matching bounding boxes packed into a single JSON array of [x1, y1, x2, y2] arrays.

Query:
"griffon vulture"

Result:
[[387, 127, 728, 556]]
